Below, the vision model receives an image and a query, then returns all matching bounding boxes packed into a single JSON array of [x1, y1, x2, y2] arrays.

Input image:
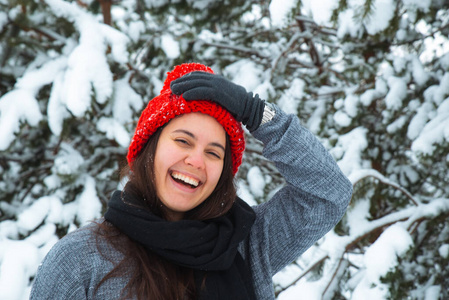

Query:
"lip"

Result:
[[169, 170, 203, 193]]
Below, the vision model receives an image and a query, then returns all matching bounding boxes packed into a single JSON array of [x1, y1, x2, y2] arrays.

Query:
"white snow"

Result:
[[278, 280, 323, 300], [247, 166, 265, 198], [0, 221, 18, 240], [224, 60, 262, 92], [438, 244, 449, 259], [47, 70, 69, 136], [52, 142, 84, 176], [411, 97, 449, 154], [411, 56, 430, 86], [46, 196, 65, 224], [25, 223, 57, 247], [440, 53, 449, 70], [76, 176, 102, 225], [344, 94, 359, 118], [0, 11, 7, 31], [351, 224, 413, 299], [45, 0, 129, 117], [64, 37, 113, 115], [403, 0, 432, 12], [113, 77, 144, 124], [161, 34, 181, 59], [387, 115, 407, 133], [432, 72, 449, 105], [302, 0, 337, 25], [364, 225, 413, 284], [198, 29, 223, 43], [385, 76, 407, 110], [241, 4, 262, 24], [127, 20, 146, 42], [0, 0, 130, 149], [236, 180, 258, 207], [188, 0, 214, 10], [407, 102, 432, 140], [337, 9, 361, 38], [97, 117, 131, 147], [393, 56, 407, 73], [99, 22, 130, 64], [16, 197, 51, 233], [333, 111, 352, 127], [0, 55, 70, 149], [269, 0, 296, 27], [425, 286, 442, 300], [277, 78, 304, 115], [272, 263, 302, 288], [0, 90, 43, 151], [346, 199, 371, 236], [364, 0, 395, 35], [0, 239, 40, 300], [2, 0, 449, 299], [307, 99, 326, 134], [333, 127, 368, 176]]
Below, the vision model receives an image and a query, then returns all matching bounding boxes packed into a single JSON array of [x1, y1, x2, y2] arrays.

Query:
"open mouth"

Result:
[[170, 171, 201, 189]]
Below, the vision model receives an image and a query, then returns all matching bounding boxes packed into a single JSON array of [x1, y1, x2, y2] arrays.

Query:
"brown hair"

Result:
[[94, 121, 237, 299]]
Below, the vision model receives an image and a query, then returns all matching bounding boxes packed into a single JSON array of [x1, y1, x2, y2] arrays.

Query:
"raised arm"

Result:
[[248, 105, 352, 273], [171, 72, 353, 299]]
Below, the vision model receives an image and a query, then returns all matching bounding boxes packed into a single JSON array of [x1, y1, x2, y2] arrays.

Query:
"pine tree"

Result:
[[0, 0, 448, 298]]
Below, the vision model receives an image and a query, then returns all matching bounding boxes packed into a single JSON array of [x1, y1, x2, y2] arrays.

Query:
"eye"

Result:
[[175, 138, 190, 146], [207, 151, 221, 159]]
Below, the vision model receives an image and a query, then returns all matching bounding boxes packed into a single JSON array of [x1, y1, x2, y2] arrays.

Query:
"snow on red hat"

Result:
[[127, 63, 245, 175]]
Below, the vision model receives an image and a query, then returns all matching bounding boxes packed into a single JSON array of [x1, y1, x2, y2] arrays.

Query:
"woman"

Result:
[[30, 63, 352, 299]]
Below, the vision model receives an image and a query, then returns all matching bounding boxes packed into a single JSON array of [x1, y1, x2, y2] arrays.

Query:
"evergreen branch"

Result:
[[391, 22, 449, 46], [197, 40, 269, 59], [271, 31, 305, 73], [126, 62, 150, 82], [322, 255, 348, 298], [296, 17, 322, 69], [98, 0, 112, 25], [352, 171, 420, 206], [21, 26, 66, 42], [274, 253, 329, 297], [294, 15, 337, 36]]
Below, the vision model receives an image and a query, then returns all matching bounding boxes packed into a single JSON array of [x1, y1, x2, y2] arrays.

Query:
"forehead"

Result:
[[163, 112, 226, 140]]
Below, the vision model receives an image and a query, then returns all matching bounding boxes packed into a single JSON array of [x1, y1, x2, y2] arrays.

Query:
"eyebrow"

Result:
[[172, 129, 226, 152]]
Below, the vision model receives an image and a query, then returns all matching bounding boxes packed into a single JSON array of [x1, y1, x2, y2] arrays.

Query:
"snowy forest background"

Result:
[[1, 0, 449, 299]]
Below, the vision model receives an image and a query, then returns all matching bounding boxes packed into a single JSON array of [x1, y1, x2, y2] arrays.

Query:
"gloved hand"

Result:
[[170, 71, 265, 132]]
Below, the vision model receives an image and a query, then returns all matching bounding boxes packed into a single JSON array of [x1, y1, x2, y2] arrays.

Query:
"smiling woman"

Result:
[[154, 113, 227, 221], [30, 63, 353, 300]]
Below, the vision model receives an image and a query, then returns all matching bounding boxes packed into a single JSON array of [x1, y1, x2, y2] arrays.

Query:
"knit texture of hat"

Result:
[[127, 63, 245, 175]]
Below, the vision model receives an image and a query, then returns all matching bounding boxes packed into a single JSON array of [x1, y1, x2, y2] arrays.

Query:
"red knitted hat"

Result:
[[127, 63, 245, 175]]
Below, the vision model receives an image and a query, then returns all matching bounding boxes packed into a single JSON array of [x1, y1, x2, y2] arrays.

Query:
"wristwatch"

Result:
[[260, 102, 275, 126]]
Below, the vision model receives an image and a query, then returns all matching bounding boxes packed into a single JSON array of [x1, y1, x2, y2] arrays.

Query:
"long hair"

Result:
[[94, 122, 237, 299]]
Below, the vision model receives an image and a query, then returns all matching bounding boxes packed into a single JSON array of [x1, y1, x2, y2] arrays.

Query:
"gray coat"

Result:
[[30, 105, 353, 299]]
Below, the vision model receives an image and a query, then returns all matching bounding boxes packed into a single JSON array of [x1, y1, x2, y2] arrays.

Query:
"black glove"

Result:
[[170, 71, 265, 132]]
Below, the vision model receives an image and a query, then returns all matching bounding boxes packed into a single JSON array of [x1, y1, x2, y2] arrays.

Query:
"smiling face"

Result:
[[153, 112, 227, 221]]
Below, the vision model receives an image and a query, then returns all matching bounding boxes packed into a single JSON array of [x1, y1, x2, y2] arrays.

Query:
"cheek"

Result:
[[154, 143, 171, 178], [208, 161, 224, 185]]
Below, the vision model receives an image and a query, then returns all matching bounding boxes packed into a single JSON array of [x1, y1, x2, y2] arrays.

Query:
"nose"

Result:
[[184, 149, 206, 169]]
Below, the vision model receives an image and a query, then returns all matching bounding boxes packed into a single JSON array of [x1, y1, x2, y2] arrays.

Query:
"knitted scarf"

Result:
[[104, 190, 257, 300]]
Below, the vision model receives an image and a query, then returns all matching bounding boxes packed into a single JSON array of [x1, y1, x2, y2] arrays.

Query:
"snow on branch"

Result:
[[44, 0, 129, 116], [275, 197, 449, 299]]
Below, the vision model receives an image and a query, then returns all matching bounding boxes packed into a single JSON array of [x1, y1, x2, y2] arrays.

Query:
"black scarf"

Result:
[[104, 190, 257, 300]]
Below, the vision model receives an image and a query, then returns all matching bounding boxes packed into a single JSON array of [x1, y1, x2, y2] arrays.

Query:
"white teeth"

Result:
[[171, 172, 199, 187]]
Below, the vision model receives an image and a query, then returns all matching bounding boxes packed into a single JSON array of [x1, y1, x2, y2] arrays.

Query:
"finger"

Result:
[[172, 71, 215, 84], [172, 72, 228, 89], [171, 79, 216, 95], [181, 87, 220, 102]]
